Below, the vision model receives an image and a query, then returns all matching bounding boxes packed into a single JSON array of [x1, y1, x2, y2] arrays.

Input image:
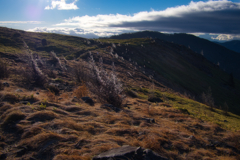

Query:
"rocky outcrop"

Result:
[[92, 145, 168, 160]]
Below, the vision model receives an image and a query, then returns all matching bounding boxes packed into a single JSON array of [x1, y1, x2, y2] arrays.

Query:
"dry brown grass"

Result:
[[0, 89, 239, 160], [27, 110, 58, 123], [186, 148, 215, 160], [46, 90, 58, 102], [21, 126, 43, 139], [2, 111, 26, 126], [19, 132, 63, 149], [53, 154, 89, 160], [73, 84, 88, 99]]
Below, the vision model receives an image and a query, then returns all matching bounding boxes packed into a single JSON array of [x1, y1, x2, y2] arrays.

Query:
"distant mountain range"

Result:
[[216, 40, 240, 53], [107, 31, 240, 80]]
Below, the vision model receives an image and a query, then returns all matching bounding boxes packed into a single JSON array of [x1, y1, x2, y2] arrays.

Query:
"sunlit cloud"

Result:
[[45, 0, 78, 10], [55, 0, 240, 35], [211, 34, 240, 41], [28, 27, 139, 38], [0, 21, 42, 24]]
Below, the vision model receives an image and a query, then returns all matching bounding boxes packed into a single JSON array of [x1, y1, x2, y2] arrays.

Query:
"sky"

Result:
[[0, 0, 240, 41]]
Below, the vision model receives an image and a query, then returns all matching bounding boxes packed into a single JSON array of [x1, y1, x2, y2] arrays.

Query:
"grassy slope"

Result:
[[1, 27, 240, 114], [0, 27, 240, 159], [134, 87, 240, 132]]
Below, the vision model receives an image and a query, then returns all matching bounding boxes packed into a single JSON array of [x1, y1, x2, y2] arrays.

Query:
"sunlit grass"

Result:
[[132, 87, 240, 132]]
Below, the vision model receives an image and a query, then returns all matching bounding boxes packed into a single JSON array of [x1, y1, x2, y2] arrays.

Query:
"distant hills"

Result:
[[107, 31, 240, 80], [216, 40, 240, 53]]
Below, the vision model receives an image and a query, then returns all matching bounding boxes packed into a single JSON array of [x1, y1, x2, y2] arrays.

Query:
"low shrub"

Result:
[[202, 87, 214, 109], [46, 91, 57, 103], [73, 84, 88, 99], [87, 53, 125, 108], [50, 51, 63, 70], [21, 41, 48, 87], [46, 84, 60, 95], [72, 60, 89, 84], [0, 58, 9, 79]]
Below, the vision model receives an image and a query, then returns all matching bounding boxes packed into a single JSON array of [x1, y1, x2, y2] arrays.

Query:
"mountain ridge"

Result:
[[216, 40, 240, 53], [107, 31, 240, 80]]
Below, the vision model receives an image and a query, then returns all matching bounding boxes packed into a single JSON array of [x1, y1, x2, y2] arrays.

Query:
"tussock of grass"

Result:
[[27, 110, 58, 122], [21, 126, 43, 139], [53, 155, 88, 160], [2, 111, 26, 125], [63, 105, 82, 112], [20, 132, 63, 149]]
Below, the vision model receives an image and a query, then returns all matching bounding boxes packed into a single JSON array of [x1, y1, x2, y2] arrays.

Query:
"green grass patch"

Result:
[[163, 91, 240, 132]]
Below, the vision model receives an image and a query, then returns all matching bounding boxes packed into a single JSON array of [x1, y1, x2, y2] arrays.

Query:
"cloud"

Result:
[[28, 27, 99, 38], [0, 21, 41, 24], [55, 0, 240, 35], [211, 34, 240, 41], [45, 0, 78, 10], [28, 27, 139, 38]]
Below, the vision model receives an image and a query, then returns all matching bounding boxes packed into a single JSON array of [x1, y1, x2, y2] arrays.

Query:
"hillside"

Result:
[[108, 31, 240, 80], [216, 40, 240, 53], [0, 27, 240, 160]]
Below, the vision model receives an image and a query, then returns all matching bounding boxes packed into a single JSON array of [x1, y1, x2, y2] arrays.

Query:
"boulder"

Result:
[[16, 89, 23, 92], [81, 97, 94, 106], [142, 118, 155, 123], [92, 145, 168, 160], [100, 104, 121, 112], [19, 101, 29, 105], [3, 82, 9, 87], [72, 96, 79, 102], [148, 97, 163, 103]]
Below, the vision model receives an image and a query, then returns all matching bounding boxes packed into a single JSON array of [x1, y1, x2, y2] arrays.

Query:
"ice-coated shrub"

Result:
[[22, 41, 48, 86], [87, 53, 125, 108], [50, 51, 63, 70]]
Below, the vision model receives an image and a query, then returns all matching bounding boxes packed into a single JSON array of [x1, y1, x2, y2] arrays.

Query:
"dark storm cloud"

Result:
[[110, 9, 240, 34]]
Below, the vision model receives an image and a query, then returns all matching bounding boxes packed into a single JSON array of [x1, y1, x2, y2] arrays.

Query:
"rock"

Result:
[[16, 147, 27, 157], [16, 89, 23, 92], [19, 101, 29, 105], [100, 104, 121, 112], [0, 153, 7, 160], [148, 97, 163, 103], [188, 135, 196, 140], [3, 82, 9, 87], [142, 118, 155, 123], [92, 145, 168, 160], [72, 96, 79, 102], [143, 149, 168, 160], [81, 97, 94, 106]]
